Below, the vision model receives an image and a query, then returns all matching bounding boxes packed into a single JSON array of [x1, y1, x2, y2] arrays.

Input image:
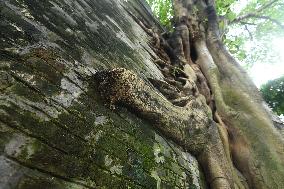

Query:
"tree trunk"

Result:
[[0, 0, 205, 188], [0, 0, 283, 189], [168, 0, 284, 188]]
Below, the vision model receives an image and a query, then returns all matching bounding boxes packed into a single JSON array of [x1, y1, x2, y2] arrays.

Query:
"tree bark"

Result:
[[167, 0, 284, 188], [0, 0, 206, 188], [1, 0, 284, 189]]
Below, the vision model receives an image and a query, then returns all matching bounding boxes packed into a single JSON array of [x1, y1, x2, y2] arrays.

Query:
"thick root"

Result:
[[94, 68, 235, 189]]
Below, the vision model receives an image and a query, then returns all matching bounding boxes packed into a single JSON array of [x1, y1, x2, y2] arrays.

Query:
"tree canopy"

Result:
[[146, 0, 174, 29], [2, 0, 284, 188], [146, 0, 284, 116], [261, 75, 284, 116], [146, 0, 284, 67]]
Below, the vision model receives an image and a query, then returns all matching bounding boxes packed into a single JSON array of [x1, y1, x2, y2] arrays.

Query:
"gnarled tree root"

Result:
[[94, 68, 235, 189]]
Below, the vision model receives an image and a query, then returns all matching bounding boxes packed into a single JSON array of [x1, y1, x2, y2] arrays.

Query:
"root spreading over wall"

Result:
[[95, 0, 284, 189]]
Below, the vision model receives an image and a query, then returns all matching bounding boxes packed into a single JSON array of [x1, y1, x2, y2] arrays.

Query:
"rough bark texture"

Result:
[[1, 0, 284, 189], [167, 0, 284, 189], [0, 0, 206, 188]]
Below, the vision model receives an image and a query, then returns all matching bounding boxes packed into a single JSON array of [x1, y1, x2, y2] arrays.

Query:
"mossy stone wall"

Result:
[[0, 0, 205, 188]]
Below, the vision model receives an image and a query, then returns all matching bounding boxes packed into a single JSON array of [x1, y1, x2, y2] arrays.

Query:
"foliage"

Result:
[[261, 76, 284, 115], [145, 0, 284, 67], [146, 0, 174, 30], [216, 0, 236, 21], [145, 0, 284, 115], [223, 0, 284, 67]]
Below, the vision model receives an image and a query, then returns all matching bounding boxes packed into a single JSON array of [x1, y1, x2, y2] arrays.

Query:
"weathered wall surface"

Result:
[[0, 0, 205, 188]]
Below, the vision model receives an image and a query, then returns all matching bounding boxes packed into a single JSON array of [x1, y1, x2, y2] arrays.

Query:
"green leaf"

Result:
[[261, 76, 284, 115]]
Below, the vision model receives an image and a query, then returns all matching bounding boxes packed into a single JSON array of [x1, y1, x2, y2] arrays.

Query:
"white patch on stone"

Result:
[[60, 78, 82, 98], [85, 130, 103, 143], [52, 92, 75, 107], [182, 152, 201, 189], [3, 47, 20, 54], [176, 172, 190, 188], [65, 28, 73, 33], [104, 155, 113, 167], [150, 170, 161, 189], [86, 21, 99, 33], [20, 8, 34, 20], [16, 73, 36, 85], [52, 69, 85, 107], [110, 165, 123, 175], [105, 155, 123, 175], [43, 15, 49, 21], [154, 134, 172, 157], [95, 116, 108, 126], [94, 130, 103, 141], [153, 143, 165, 164], [10, 23, 24, 33], [104, 155, 123, 175], [5, 134, 34, 159]]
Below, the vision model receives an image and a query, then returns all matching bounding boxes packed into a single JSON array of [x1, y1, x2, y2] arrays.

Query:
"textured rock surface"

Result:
[[0, 0, 206, 188]]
